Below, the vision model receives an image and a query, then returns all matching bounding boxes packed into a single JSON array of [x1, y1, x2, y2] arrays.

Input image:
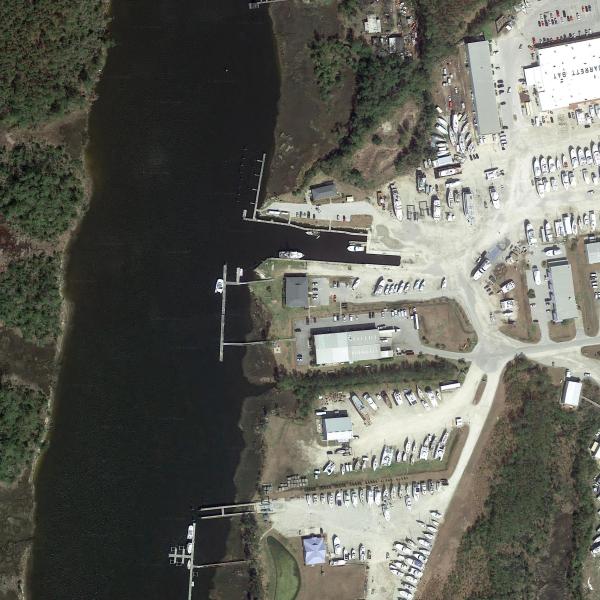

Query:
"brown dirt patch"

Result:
[[548, 319, 576, 343], [418, 297, 478, 352], [417, 378, 507, 599], [267, 1, 353, 195], [498, 265, 541, 343], [261, 413, 317, 488], [472, 377, 487, 405], [350, 100, 420, 185], [566, 237, 600, 337], [582, 344, 600, 361]]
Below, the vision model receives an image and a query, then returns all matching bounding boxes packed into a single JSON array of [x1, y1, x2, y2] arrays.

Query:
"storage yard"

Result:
[[251, 2, 600, 599]]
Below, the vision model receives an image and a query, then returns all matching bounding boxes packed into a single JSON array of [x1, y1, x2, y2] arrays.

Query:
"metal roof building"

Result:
[[322, 412, 353, 443], [561, 377, 582, 408], [302, 535, 326, 566], [524, 38, 600, 111], [284, 275, 308, 308], [466, 40, 501, 136], [310, 182, 338, 202], [547, 258, 578, 322], [586, 240, 600, 264], [313, 327, 382, 365]]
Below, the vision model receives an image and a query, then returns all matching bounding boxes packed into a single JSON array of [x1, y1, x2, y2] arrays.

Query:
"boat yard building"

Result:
[[547, 258, 578, 322], [466, 40, 501, 136], [310, 181, 338, 202], [586, 240, 600, 264], [284, 275, 308, 308], [322, 411, 353, 443], [313, 325, 389, 365], [561, 377, 582, 409], [524, 38, 600, 111], [302, 535, 326, 566]]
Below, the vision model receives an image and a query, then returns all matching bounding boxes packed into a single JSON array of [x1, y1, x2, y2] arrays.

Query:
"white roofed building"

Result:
[[524, 38, 600, 111], [561, 377, 582, 408], [313, 327, 384, 365], [322, 411, 353, 443]]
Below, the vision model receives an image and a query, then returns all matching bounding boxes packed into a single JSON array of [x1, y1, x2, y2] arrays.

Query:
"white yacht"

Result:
[[278, 250, 304, 259], [214, 279, 224, 294]]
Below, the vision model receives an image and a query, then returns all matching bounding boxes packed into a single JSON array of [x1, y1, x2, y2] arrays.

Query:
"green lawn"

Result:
[[267, 536, 301, 600]]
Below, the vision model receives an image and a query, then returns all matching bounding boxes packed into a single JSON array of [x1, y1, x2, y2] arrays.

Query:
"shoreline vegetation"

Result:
[[267, 0, 518, 196], [0, 0, 109, 595]]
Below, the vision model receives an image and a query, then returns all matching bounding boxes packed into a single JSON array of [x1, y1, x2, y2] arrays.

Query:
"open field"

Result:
[[567, 237, 600, 337], [418, 298, 477, 352], [266, 536, 301, 600]]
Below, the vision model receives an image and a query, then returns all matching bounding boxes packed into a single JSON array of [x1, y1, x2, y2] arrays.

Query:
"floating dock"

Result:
[[218, 263, 227, 362], [169, 521, 250, 599]]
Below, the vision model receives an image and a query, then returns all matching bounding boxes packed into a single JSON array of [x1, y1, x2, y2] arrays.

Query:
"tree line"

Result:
[[0, 0, 108, 127]]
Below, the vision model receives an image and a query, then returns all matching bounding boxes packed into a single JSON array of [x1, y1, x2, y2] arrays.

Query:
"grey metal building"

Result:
[[586, 240, 600, 264], [284, 275, 308, 308], [310, 181, 338, 202], [313, 326, 382, 365], [466, 40, 501, 136], [322, 411, 353, 443], [547, 258, 578, 322]]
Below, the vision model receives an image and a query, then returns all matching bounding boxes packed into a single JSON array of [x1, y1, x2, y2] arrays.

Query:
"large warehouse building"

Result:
[[466, 40, 501, 136], [313, 326, 391, 365], [524, 38, 600, 111], [547, 258, 578, 322]]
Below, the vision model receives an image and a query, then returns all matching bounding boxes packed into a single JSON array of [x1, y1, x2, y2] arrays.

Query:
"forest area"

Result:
[[0, 1, 107, 482], [439, 357, 600, 599]]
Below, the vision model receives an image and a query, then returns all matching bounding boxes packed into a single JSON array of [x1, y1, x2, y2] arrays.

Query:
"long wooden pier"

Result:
[[218, 263, 227, 362], [199, 500, 274, 520], [248, 0, 287, 10], [251, 153, 266, 220]]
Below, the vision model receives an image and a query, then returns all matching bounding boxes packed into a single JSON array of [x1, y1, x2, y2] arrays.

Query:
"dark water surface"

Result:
[[28, 1, 395, 599]]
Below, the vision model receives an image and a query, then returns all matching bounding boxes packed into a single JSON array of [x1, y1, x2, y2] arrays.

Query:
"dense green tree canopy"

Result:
[[0, 382, 46, 482], [0, 142, 84, 240], [0, 254, 61, 343], [0, 0, 107, 127]]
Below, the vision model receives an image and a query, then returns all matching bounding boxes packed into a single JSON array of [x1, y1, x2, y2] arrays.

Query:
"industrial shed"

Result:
[[313, 327, 382, 365], [547, 258, 578, 322], [466, 40, 501, 136]]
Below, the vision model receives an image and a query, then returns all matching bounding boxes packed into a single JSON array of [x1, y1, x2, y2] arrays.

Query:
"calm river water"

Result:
[[28, 1, 396, 599]]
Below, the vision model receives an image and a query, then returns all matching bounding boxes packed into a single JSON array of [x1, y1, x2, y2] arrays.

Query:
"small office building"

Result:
[[586, 240, 600, 264], [310, 182, 338, 202], [302, 535, 327, 566], [284, 275, 308, 308], [322, 411, 353, 443]]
